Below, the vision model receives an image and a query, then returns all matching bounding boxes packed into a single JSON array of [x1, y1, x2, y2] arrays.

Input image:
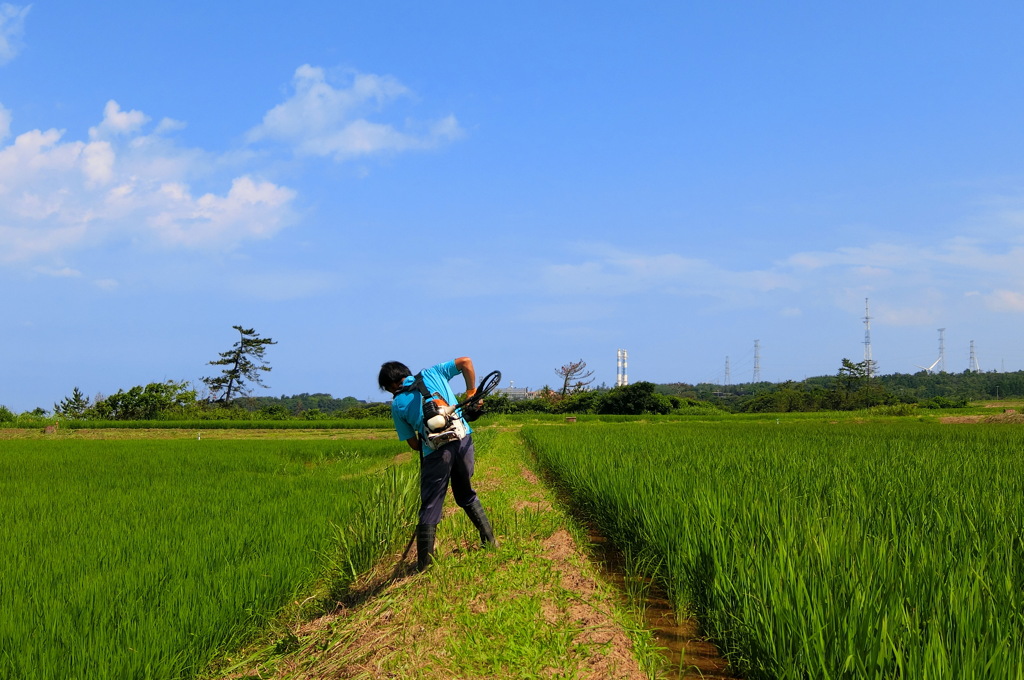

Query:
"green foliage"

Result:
[[865, 403, 919, 416], [241, 393, 364, 416], [553, 389, 604, 414], [0, 405, 14, 422], [480, 393, 513, 414], [256, 404, 291, 420], [343, 403, 392, 419], [712, 369, 1024, 413], [485, 386, 719, 417], [89, 380, 198, 420], [671, 397, 729, 416], [598, 381, 673, 415], [920, 395, 970, 409]]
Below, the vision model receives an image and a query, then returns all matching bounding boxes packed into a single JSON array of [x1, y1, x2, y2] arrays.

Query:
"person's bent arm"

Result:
[[455, 356, 477, 398], [405, 436, 422, 452]]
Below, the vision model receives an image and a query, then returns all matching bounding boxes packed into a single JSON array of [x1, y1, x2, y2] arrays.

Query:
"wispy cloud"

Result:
[[0, 100, 296, 264], [986, 289, 1024, 312], [532, 222, 1024, 325], [539, 243, 796, 299], [0, 3, 29, 66], [247, 65, 463, 160]]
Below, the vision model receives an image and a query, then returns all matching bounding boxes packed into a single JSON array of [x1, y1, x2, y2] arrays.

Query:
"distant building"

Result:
[[495, 386, 533, 401]]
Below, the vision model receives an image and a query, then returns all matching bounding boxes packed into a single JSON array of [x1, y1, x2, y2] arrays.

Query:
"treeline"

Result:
[[484, 381, 724, 417], [7, 364, 1022, 423], [499, 363, 1024, 416], [4, 381, 710, 422], [0, 383, 390, 422], [661, 365, 1024, 413]]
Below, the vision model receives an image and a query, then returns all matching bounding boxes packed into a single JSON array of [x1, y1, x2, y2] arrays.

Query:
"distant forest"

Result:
[[28, 367, 1020, 422], [659, 368, 1024, 413], [248, 369, 1024, 417]]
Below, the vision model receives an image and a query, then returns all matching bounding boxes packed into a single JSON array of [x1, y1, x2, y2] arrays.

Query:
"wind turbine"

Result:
[[915, 357, 941, 374]]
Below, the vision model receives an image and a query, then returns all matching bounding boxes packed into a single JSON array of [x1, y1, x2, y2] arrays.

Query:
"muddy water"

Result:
[[587, 531, 738, 679]]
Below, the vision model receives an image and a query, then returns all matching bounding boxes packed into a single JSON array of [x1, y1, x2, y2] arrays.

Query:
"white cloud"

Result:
[[88, 101, 150, 140], [0, 3, 29, 66], [33, 265, 80, 278], [986, 289, 1024, 312], [247, 65, 463, 160], [145, 176, 296, 248], [540, 244, 795, 298], [0, 103, 297, 264], [155, 117, 186, 134]]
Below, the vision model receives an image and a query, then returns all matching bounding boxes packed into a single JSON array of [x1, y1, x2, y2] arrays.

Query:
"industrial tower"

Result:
[[753, 340, 761, 382], [616, 349, 628, 387], [938, 328, 946, 373]]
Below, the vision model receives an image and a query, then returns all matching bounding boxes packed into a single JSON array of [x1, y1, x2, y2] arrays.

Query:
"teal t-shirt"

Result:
[[390, 360, 473, 456]]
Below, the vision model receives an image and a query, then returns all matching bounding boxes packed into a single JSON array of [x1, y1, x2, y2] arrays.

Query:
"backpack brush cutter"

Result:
[[418, 369, 500, 445]]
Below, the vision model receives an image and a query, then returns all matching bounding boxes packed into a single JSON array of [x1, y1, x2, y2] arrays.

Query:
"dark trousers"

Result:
[[419, 434, 477, 525]]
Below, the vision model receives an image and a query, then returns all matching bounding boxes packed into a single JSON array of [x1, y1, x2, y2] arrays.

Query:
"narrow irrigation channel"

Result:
[[587, 529, 737, 679], [524, 428, 737, 679]]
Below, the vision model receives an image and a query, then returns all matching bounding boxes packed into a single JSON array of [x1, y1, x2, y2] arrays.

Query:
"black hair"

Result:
[[378, 361, 412, 391]]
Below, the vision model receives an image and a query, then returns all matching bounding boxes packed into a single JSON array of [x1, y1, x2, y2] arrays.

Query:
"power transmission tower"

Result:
[[724, 356, 731, 387], [863, 298, 874, 377], [616, 349, 629, 387], [969, 340, 980, 372]]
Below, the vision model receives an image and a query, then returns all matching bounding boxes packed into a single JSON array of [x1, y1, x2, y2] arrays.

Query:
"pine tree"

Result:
[[202, 326, 277, 403], [54, 386, 91, 417]]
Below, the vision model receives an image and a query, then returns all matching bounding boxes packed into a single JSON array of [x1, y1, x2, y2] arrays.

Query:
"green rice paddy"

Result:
[[525, 420, 1024, 679], [0, 438, 414, 680]]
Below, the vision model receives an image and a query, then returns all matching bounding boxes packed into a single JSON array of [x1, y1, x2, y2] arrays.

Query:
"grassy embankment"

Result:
[[208, 428, 671, 679]]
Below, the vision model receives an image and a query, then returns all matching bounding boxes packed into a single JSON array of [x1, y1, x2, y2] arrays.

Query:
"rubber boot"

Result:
[[464, 498, 498, 548], [416, 523, 436, 572]]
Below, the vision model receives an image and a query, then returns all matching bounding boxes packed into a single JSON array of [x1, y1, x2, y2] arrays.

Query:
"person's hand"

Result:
[[462, 392, 485, 421]]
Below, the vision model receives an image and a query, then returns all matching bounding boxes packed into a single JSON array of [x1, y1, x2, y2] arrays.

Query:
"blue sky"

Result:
[[3, 2, 1024, 411]]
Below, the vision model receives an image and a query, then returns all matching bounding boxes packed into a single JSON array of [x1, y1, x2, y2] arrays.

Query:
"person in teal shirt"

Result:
[[379, 356, 497, 571]]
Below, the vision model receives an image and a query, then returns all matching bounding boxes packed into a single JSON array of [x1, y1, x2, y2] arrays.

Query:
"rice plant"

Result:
[[0, 439, 415, 680], [525, 421, 1024, 679]]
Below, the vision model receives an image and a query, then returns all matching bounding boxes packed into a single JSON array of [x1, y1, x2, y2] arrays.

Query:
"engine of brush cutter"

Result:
[[422, 393, 466, 448]]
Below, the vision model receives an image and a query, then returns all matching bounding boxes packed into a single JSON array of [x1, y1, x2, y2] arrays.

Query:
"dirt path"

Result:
[[209, 428, 736, 679]]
